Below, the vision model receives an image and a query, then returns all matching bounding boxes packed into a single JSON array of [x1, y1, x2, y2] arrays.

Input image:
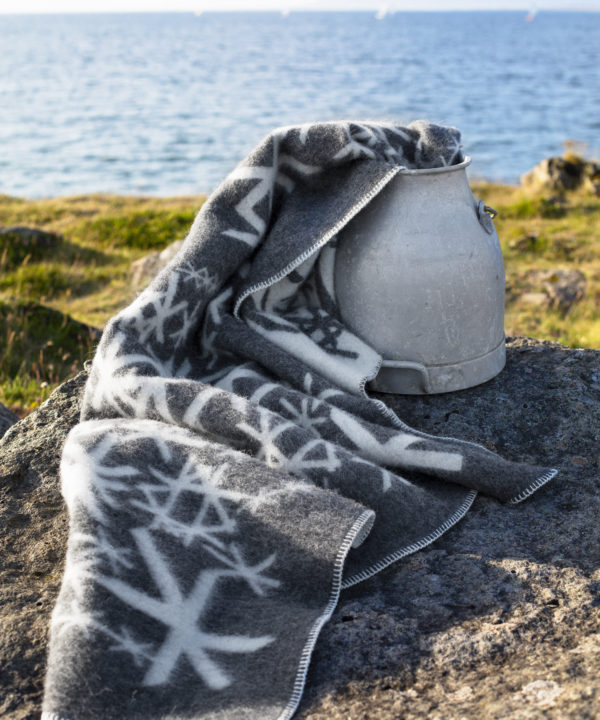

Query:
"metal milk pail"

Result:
[[334, 156, 506, 394]]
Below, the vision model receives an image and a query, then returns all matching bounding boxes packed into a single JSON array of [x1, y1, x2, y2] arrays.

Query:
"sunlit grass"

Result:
[[475, 180, 600, 349], [0, 300, 101, 410], [0, 193, 205, 412], [0, 175, 599, 415], [76, 208, 197, 250]]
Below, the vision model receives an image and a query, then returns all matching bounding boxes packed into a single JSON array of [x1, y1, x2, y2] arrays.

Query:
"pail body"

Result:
[[334, 157, 505, 394]]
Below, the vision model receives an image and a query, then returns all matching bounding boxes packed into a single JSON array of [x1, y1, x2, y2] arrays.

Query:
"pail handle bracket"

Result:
[[477, 200, 498, 234]]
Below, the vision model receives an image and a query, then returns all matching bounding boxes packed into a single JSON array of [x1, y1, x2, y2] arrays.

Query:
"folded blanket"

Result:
[[42, 121, 556, 720]]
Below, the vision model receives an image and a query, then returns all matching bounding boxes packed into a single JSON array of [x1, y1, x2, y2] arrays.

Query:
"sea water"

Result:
[[0, 11, 599, 197]]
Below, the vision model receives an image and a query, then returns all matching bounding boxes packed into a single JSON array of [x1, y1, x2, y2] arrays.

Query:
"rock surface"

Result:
[[515, 268, 587, 313], [299, 337, 600, 719], [1, 338, 599, 720], [129, 239, 184, 288], [521, 156, 600, 195], [0, 371, 87, 720]]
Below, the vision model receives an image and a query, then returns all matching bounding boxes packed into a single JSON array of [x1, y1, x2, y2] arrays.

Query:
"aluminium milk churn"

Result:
[[334, 156, 505, 394]]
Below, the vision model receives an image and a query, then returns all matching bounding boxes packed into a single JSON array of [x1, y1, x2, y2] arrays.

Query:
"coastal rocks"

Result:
[[1, 338, 600, 719], [129, 239, 183, 288], [584, 169, 600, 196], [0, 402, 18, 439], [542, 268, 587, 312], [521, 156, 600, 195], [517, 268, 587, 313]]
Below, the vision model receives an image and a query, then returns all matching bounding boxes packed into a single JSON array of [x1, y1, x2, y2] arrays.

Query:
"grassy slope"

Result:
[[0, 178, 598, 414], [475, 183, 600, 348], [0, 194, 205, 413]]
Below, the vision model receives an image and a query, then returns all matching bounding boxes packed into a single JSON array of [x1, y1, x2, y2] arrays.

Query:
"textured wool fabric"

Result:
[[42, 121, 557, 720]]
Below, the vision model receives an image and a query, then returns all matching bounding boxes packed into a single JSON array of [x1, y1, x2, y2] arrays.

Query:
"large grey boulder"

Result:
[[1, 338, 599, 720], [0, 371, 87, 720], [299, 337, 600, 719]]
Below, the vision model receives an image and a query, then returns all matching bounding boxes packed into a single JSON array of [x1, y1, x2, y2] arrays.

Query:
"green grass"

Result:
[[475, 179, 600, 349], [0, 193, 205, 413], [0, 300, 101, 411], [1, 164, 599, 416], [501, 196, 568, 220], [77, 208, 197, 250]]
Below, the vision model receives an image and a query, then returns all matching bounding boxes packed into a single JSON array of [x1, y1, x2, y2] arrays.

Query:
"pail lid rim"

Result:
[[399, 155, 471, 176]]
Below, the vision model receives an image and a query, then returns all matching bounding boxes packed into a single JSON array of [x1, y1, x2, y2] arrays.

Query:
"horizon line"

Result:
[[2, 7, 600, 13]]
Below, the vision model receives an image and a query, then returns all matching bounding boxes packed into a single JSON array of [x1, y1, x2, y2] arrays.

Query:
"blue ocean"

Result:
[[1, 10, 599, 197]]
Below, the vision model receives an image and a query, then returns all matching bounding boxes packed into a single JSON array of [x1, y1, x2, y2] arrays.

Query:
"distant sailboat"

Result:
[[281, 8, 291, 17], [375, 5, 389, 20], [525, 7, 537, 21]]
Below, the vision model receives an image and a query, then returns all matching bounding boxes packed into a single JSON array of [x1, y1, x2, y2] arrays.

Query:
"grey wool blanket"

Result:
[[42, 121, 557, 720]]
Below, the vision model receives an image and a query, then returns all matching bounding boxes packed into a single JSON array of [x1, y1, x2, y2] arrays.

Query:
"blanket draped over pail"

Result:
[[42, 121, 556, 720]]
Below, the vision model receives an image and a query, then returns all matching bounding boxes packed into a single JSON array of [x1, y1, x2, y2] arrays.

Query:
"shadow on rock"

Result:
[[298, 337, 600, 719]]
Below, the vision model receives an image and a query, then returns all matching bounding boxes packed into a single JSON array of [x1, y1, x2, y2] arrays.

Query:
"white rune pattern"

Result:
[[236, 407, 296, 469], [329, 408, 463, 473], [241, 479, 319, 513], [61, 432, 143, 522], [71, 527, 135, 577], [52, 593, 155, 668], [302, 372, 345, 403], [331, 122, 422, 165], [166, 304, 202, 348], [85, 330, 168, 415], [222, 136, 321, 249], [216, 367, 332, 435], [129, 459, 248, 549], [124, 273, 188, 345], [332, 124, 384, 162], [200, 287, 234, 372], [236, 406, 342, 480], [348, 455, 400, 493], [177, 262, 219, 294], [56, 427, 336, 690], [108, 626, 155, 668], [221, 164, 280, 248], [415, 130, 462, 167], [96, 528, 278, 689], [278, 395, 329, 434], [160, 264, 220, 348]]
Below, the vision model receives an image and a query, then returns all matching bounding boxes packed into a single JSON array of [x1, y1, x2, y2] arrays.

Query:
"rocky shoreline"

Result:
[[1, 336, 599, 719]]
